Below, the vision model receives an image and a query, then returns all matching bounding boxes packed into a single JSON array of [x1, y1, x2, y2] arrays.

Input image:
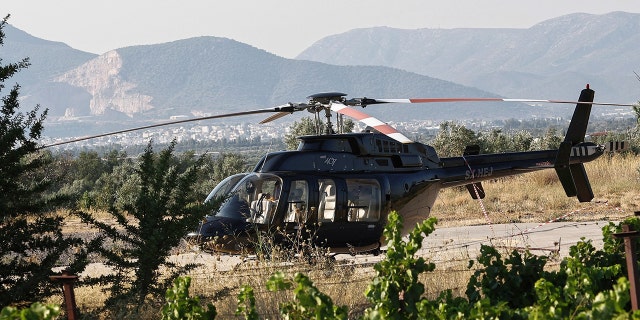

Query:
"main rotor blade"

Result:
[[330, 102, 412, 144], [260, 111, 291, 124], [43, 106, 296, 148], [364, 97, 637, 107]]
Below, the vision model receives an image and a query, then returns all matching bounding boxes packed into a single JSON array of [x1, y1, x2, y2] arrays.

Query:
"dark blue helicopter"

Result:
[[183, 85, 620, 255], [47, 85, 630, 255]]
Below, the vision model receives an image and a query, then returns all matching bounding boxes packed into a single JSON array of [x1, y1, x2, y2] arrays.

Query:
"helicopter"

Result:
[[47, 85, 633, 255]]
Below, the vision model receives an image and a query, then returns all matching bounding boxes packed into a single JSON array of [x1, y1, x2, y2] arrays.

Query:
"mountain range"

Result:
[[0, 12, 637, 138], [297, 11, 640, 104]]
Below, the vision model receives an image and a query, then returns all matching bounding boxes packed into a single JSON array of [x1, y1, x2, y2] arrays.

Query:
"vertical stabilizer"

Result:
[[554, 85, 595, 202]]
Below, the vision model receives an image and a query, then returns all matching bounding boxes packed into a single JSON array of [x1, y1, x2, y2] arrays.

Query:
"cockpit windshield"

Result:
[[213, 173, 282, 224], [204, 173, 248, 203]]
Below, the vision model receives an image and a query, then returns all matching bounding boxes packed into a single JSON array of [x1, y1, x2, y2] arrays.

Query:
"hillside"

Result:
[[8, 17, 628, 138], [297, 11, 640, 104], [0, 24, 97, 116], [32, 37, 536, 130]]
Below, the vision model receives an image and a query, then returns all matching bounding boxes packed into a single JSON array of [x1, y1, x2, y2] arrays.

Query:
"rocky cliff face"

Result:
[[55, 50, 154, 117]]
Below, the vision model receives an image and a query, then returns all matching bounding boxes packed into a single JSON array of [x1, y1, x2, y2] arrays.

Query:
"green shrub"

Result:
[[162, 277, 216, 320], [0, 303, 60, 320]]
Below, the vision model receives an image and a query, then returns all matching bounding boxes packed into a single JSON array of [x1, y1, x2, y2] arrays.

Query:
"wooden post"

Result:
[[613, 224, 640, 311], [50, 270, 79, 320]]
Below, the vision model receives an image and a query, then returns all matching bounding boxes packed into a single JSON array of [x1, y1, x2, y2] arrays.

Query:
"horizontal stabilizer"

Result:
[[555, 132, 594, 202], [555, 167, 577, 198], [569, 163, 594, 202]]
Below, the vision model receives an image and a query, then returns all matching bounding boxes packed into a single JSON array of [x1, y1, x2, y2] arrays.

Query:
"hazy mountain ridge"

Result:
[[297, 11, 640, 103], [5, 12, 634, 138], [43, 36, 529, 126]]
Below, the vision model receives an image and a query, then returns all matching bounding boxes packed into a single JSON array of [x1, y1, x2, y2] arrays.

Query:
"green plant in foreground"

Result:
[[267, 271, 348, 319], [466, 245, 550, 309], [363, 211, 437, 319], [0, 303, 60, 320], [235, 285, 259, 320], [162, 277, 216, 320], [159, 215, 640, 319]]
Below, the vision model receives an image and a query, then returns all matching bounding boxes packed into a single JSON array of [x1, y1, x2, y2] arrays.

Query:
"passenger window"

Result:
[[318, 179, 337, 222], [284, 180, 309, 223], [346, 179, 381, 222]]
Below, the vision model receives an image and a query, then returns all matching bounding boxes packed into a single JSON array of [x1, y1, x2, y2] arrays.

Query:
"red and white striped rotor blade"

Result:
[[330, 102, 412, 144], [371, 98, 636, 107]]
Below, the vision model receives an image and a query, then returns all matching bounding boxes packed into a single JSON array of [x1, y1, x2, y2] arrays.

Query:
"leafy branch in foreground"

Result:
[[267, 271, 348, 320], [363, 212, 437, 319], [162, 277, 216, 320], [0, 303, 60, 320]]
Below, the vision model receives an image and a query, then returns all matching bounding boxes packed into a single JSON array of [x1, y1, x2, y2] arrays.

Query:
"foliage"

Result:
[[76, 141, 216, 305], [466, 245, 550, 309], [0, 15, 90, 305], [210, 152, 247, 182], [432, 121, 479, 157], [478, 129, 533, 153], [284, 117, 323, 150], [530, 127, 563, 150], [363, 211, 437, 319], [154, 215, 640, 319], [0, 303, 60, 320], [267, 271, 348, 319], [50, 148, 247, 211], [235, 285, 259, 320], [162, 277, 216, 320]]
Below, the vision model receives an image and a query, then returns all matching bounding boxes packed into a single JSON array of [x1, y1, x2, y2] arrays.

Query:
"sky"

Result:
[[4, 1, 640, 58]]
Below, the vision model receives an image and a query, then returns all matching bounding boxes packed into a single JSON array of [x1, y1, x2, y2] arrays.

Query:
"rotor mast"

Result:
[[306, 92, 348, 135]]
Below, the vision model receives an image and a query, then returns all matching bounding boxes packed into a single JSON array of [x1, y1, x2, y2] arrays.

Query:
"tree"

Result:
[[479, 129, 533, 153], [431, 121, 479, 157], [211, 152, 247, 182], [0, 15, 89, 305], [284, 117, 321, 150], [531, 127, 563, 150], [634, 71, 640, 126], [76, 141, 216, 306]]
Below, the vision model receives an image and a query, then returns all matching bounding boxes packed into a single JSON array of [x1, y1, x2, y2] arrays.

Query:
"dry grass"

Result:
[[52, 154, 640, 318], [431, 154, 640, 227]]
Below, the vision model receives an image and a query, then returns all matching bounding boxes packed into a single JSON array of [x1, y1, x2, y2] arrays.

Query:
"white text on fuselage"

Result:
[[323, 156, 337, 166], [465, 167, 493, 180]]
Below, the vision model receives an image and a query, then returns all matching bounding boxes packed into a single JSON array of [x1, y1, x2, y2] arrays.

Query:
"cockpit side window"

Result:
[[242, 176, 281, 224], [284, 180, 309, 223], [346, 179, 381, 222]]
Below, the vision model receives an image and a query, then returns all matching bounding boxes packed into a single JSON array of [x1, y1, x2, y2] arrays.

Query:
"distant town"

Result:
[[40, 106, 636, 152], [40, 119, 440, 150]]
